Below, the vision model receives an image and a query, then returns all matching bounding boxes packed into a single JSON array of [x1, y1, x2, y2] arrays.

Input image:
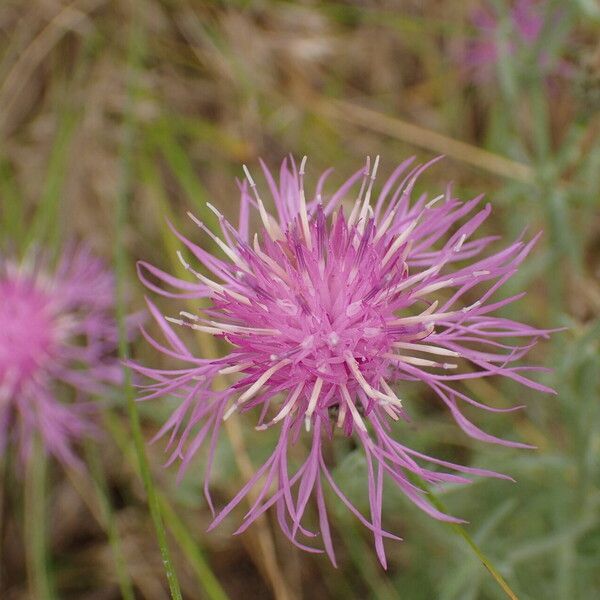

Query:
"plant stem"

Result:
[[104, 412, 231, 600], [412, 474, 519, 600], [84, 441, 135, 600], [114, 2, 182, 598], [25, 438, 53, 599]]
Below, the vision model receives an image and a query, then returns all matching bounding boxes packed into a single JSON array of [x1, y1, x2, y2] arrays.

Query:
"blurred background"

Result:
[[1, 0, 599, 598]]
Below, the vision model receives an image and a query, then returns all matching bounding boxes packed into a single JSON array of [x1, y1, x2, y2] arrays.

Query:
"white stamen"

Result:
[[373, 204, 399, 242], [348, 156, 371, 227], [387, 262, 443, 296], [190, 209, 248, 270], [252, 234, 289, 281], [165, 317, 225, 336], [462, 300, 482, 313], [413, 278, 455, 297], [299, 155, 308, 176], [379, 191, 443, 264], [336, 400, 347, 428], [166, 317, 277, 337], [218, 362, 253, 375], [176, 250, 251, 305], [454, 233, 467, 252], [426, 194, 444, 209], [389, 301, 439, 325], [306, 377, 324, 419], [340, 385, 366, 431], [186, 211, 203, 229], [381, 219, 418, 267], [204, 202, 223, 220], [381, 403, 400, 420], [224, 359, 290, 420], [298, 155, 312, 250], [379, 377, 403, 408], [390, 306, 459, 327], [256, 382, 304, 430], [344, 353, 393, 404], [357, 155, 380, 232], [384, 353, 457, 369], [243, 165, 283, 241], [180, 311, 199, 321], [392, 342, 460, 357], [206, 321, 280, 335]]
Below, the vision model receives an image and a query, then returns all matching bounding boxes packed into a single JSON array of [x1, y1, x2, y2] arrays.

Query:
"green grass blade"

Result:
[[104, 412, 231, 600], [159, 497, 230, 600], [114, 4, 182, 599], [145, 120, 219, 232], [0, 157, 25, 246], [84, 440, 135, 600], [25, 438, 54, 600], [409, 473, 519, 600], [24, 110, 77, 253]]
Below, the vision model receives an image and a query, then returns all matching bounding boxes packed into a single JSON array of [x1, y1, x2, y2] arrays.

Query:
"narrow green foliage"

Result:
[[84, 440, 135, 600], [114, 5, 182, 599], [146, 120, 219, 233], [24, 111, 78, 254], [408, 472, 519, 600], [24, 438, 54, 600], [0, 158, 24, 247], [105, 413, 231, 600]]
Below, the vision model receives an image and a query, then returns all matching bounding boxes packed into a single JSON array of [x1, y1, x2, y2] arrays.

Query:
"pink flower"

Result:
[[466, 0, 561, 82], [0, 246, 122, 466], [134, 156, 553, 566]]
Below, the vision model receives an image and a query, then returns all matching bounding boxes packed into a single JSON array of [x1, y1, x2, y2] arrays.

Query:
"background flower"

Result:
[[0, 246, 121, 466], [465, 0, 568, 83]]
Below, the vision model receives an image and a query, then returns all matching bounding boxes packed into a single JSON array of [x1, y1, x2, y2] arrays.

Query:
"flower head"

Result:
[[466, 0, 562, 83], [0, 246, 121, 465], [135, 156, 553, 566]]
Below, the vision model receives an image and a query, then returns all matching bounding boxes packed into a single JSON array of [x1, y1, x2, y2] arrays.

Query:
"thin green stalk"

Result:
[[114, 3, 182, 599], [84, 441, 135, 600], [104, 412, 231, 600], [410, 474, 519, 600], [159, 497, 230, 600], [24, 438, 54, 600], [24, 109, 77, 254], [0, 158, 24, 246]]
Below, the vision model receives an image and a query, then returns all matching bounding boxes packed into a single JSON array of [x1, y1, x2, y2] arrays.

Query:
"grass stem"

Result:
[[114, 2, 182, 598], [25, 439, 54, 600]]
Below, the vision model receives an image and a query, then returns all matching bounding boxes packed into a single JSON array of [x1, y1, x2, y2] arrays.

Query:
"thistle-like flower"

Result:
[[134, 156, 553, 566], [0, 246, 121, 466], [466, 0, 564, 83]]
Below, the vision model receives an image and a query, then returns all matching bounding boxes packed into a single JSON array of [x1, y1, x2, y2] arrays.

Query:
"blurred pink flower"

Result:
[[134, 156, 553, 566], [466, 0, 559, 81], [0, 246, 122, 466]]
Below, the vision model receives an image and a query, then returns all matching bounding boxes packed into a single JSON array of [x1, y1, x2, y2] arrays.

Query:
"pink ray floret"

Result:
[[0, 246, 122, 466], [133, 156, 554, 566]]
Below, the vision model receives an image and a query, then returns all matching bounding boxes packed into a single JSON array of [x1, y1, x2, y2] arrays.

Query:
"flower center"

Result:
[[235, 218, 405, 387], [0, 277, 57, 385]]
